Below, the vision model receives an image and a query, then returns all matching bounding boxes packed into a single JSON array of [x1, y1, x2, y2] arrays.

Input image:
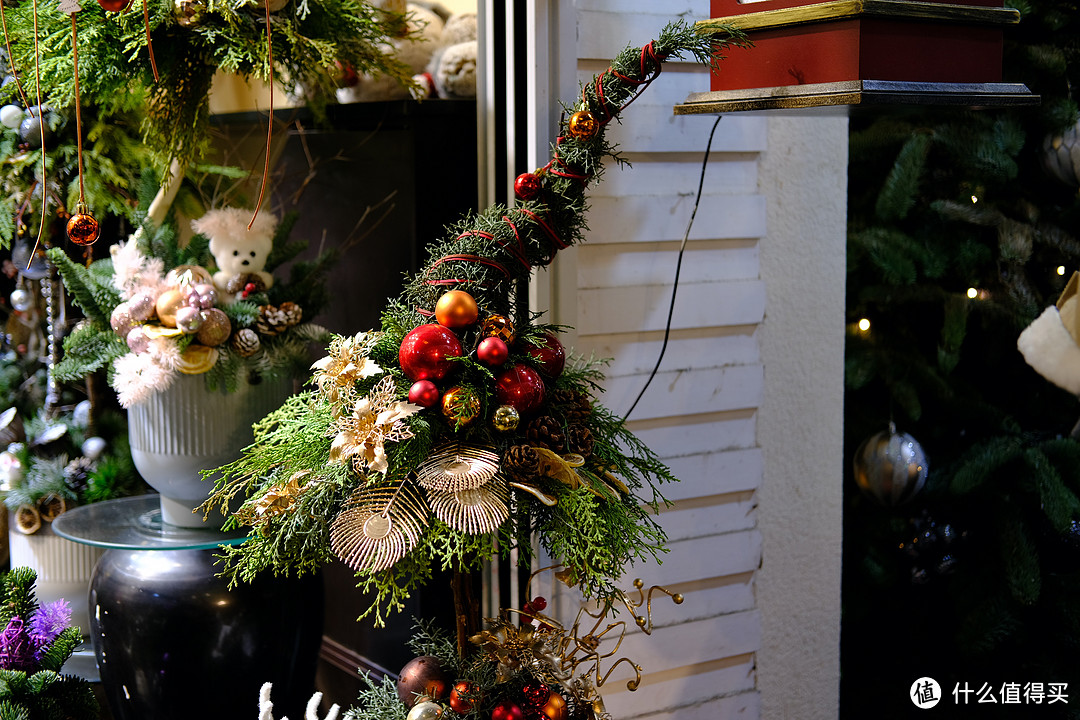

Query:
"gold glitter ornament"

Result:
[[480, 314, 515, 344], [567, 110, 599, 140], [417, 444, 500, 492], [441, 386, 480, 427], [330, 482, 429, 572], [493, 405, 520, 432], [427, 479, 510, 535]]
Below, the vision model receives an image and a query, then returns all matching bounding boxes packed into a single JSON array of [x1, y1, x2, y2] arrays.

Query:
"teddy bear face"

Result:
[[214, 240, 272, 276]]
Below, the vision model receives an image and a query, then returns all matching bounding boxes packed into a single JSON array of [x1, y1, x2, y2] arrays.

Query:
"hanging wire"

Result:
[[26, 0, 47, 269], [248, 0, 273, 230], [622, 115, 722, 422]]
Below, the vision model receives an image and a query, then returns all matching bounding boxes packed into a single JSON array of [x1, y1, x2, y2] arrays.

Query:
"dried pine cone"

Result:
[[546, 388, 577, 406], [565, 424, 594, 458], [64, 456, 95, 496], [256, 302, 303, 336], [503, 444, 540, 480], [527, 415, 565, 452], [232, 328, 261, 357], [565, 393, 592, 422]]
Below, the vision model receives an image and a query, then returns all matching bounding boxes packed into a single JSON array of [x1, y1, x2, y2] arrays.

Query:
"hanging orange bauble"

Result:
[[567, 110, 599, 140], [66, 206, 99, 246], [539, 691, 568, 720], [435, 290, 479, 329], [441, 386, 480, 426]]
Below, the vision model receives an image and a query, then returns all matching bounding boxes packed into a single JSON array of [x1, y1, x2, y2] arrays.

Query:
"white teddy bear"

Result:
[[192, 207, 276, 301]]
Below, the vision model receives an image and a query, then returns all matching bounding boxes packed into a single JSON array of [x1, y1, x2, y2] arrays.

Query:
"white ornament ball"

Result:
[[406, 701, 444, 720], [73, 400, 92, 428], [9, 287, 32, 312], [82, 436, 107, 460], [0, 104, 23, 129]]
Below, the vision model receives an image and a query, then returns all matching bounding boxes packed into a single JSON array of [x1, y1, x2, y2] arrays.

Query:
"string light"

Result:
[[858, 318, 871, 332], [1057, 265, 1067, 276], [970, 195, 979, 204]]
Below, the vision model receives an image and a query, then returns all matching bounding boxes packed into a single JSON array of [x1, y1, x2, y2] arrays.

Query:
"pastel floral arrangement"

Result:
[[47, 208, 334, 407]]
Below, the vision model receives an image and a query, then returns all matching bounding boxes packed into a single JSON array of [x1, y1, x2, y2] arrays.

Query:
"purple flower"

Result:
[[29, 600, 71, 646]]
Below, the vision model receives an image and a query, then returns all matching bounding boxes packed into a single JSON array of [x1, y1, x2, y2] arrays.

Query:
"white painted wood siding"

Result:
[[543, 3, 767, 718]]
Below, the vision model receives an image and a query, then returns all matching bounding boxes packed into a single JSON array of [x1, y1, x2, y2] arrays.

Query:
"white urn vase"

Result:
[[128, 373, 292, 528]]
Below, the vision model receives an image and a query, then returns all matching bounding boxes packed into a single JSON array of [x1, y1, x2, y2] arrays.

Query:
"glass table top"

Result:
[[52, 495, 250, 551]]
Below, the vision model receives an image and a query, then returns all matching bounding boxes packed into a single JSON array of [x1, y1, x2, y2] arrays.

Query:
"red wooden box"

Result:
[[707, 0, 1018, 92]]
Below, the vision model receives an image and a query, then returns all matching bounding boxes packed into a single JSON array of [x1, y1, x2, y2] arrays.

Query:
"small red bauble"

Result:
[[494, 364, 545, 415], [491, 700, 524, 720], [408, 380, 440, 408], [526, 333, 565, 379], [477, 336, 509, 366], [396, 656, 450, 708], [514, 172, 542, 201], [399, 324, 463, 382], [97, 0, 131, 10], [520, 681, 551, 707], [530, 596, 547, 612], [66, 211, 100, 246], [434, 290, 479, 329], [448, 681, 478, 713]]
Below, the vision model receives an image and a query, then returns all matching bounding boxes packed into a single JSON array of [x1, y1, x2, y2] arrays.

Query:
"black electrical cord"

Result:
[[623, 114, 723, 421]]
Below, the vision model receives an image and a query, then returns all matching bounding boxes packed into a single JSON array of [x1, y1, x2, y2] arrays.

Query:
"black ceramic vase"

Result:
[[90, 547, 324, 720]]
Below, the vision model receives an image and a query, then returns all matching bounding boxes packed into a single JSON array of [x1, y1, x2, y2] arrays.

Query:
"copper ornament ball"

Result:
[[448, 681, 478, 714], [434, 290, 479, 329], [441, 386, 480, 426], [481, 314, 515, 344], [567, 110, 599, 140], [396, 656, 450, 708], [66, 211, 99, 246], [539, 691, 568, 720]]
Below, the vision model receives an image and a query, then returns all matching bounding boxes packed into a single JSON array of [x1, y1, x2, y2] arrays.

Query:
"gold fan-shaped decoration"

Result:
[[330, 482, 429, 572], [416, 443, 501, 492], [428, 478, 510, 535]]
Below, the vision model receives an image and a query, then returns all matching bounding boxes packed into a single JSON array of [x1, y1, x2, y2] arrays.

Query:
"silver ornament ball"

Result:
[[0, 104, 23, 129], [9, 287, 32, 312], [853, 423, 928, 506], [82, 436, 107, 460], [406, 701, 444, 720]]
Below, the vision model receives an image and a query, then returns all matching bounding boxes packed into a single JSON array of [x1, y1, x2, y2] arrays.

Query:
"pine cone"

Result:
[[256, 303, 303, 336], [225, 273, 268, 296], [548, 388, 591, 422], [546, 388, 576, 406], [503, 444, 540, 480], [232, 328, 261, 357], [64, 456, 95, 496], [527, 415, 565, 452], [565, 424, 594, 458]]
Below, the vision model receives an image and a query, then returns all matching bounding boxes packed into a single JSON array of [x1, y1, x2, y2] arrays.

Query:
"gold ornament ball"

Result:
[[481, 314, 515, 344], [493, 404, 520, 432], [166, 264, 214, 288], [567, 110, 599, 140], [155, 289, 185, 327], [539, 691, 568, 720], [195, 307, 232, 347], [174, 0, 205, 25], [434, 290, 479, 329], [441, 386, 480, 426], [66, 212, 99, 246], [406, 701, 444, 720]]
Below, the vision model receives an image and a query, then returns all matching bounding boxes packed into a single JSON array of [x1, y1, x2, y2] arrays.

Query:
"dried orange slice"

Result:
[[14, 504, 41, 534], [176, 345, 219, 375]]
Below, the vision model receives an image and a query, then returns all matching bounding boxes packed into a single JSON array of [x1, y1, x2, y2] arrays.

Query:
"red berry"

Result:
[[531, 596, 547, 612]]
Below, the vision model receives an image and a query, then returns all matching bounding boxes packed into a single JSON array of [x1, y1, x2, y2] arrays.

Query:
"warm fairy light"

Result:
[[967, 288, 979, 299], [1058, 265, 1067, 276], [971, 195, 979, 204], [857, 318, 871, 332]]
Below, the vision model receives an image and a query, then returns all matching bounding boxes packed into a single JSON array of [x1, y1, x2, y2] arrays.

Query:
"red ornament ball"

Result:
[[409, 380, 441, 408], [434, 290, 479, 329], [66, 212, 99, 246], [491, 700, 524, 720], [396, 656, 450, 708], [530, 596, 547, 612], [494, 364, 545, 415], [514, 172, 542, 201], [449, 681, 478, 714], [477, 336, 509, 366], [97, 0, 131, 10], [399, 324, 463, 382], [526, 333, 565, 378], [520, 681, 551, 707]]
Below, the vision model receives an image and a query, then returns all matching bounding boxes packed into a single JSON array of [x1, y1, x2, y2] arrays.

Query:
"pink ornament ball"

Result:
[[175, 305, 204, 333], [110, 302, 136, 340], [128, 291, 156, 322], [399, 324, 463, 382], [477, 336, 509, 366], [494, 364, 545, 415], [409, 380, 441, 408], [192, 283, 218, 310], [526, 332, 565, 378], [126, 326, 150, 354]]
